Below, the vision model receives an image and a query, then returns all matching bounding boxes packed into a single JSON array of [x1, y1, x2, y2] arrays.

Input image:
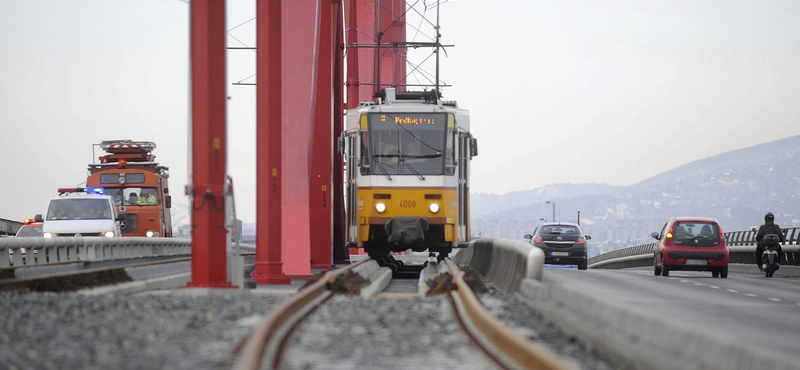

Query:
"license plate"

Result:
[[685, 259, 707, 265], [551, 252, 569, 257]]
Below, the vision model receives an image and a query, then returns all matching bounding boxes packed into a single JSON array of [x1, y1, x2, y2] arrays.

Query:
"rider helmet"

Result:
[[765, 212, 774, 222]]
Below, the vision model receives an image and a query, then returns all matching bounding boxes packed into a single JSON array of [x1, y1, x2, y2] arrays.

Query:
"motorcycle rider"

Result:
[[755, 212, 785, 270]]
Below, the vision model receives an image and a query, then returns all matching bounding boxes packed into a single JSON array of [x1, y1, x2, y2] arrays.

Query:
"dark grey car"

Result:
[[524, 222, 591, 270]]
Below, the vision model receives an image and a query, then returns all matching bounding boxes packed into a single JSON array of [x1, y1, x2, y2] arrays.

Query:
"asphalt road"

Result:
[[542, 267, 800, 359]]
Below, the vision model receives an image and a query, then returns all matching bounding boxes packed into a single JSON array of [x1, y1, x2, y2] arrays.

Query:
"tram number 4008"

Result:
[[399, 200, 416, 208]]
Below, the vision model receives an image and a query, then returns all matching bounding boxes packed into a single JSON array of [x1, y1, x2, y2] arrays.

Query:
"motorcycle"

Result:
[[760, 233, 782, 278]]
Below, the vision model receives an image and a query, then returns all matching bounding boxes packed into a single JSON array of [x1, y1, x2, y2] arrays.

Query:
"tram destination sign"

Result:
[[371, 112, 445, 126]]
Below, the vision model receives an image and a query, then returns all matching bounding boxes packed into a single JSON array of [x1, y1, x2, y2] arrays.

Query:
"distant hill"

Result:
[[170, 136, 800, 255], [470, 135, 800, 255]]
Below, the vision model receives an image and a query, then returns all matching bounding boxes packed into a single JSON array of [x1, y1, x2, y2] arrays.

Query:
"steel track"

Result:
[[234, 257, 576, 370]]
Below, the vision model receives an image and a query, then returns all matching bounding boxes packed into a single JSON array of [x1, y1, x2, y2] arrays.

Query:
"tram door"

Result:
[[457, 132, 470, 242], [345, 133, 359, 245]]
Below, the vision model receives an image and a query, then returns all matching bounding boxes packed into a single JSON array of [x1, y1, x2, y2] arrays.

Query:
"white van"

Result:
[[38, 188, 125, 238]]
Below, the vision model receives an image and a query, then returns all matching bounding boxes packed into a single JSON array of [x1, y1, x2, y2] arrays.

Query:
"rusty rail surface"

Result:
[[444, 258, 576, 370], [235, 258, 372, 370]]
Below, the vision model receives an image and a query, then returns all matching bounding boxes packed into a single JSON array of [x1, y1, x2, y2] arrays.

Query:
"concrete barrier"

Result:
[[518, 279, 800, 370], [453, 238, 544, 294]]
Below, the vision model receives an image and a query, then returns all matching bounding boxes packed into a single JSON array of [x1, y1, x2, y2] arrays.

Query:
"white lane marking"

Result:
[[769, 298, 782, 302], [680, 280, 691, 283], [727, 289, 738, 293], [709, 286, 720, 289], [746, 293, 759, 297], [693, 283, 704, 286]]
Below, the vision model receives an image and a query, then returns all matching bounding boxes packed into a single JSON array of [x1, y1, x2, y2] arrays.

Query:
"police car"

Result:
[[9, 217, 44, 263], [38, 188, 125, 238], [15, 217, 43, 237]]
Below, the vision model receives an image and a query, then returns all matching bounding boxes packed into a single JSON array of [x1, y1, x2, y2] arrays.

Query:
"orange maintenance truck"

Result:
[[86, 140, 172, 237]]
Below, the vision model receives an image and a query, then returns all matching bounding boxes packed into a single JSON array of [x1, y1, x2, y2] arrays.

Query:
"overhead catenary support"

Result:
[[187, 0, 233, 288], [252, 0, 291, 285]]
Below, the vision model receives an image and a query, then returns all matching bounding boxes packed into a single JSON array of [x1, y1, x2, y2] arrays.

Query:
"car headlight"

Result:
[[375, 202, 386, 213], [103, 231, 115, 238], [429, 203, 440, 214], [43, 233, 54, 238], [146, 231, 154, 237]]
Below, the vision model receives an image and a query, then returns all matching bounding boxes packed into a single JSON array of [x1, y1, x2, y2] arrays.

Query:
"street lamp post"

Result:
[[545, 201, 556, 222]]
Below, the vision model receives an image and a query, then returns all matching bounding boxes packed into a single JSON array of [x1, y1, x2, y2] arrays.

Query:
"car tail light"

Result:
[[664, 227, 674, 246], [534, 236, 544, 243], [576, 237, 585, 243]]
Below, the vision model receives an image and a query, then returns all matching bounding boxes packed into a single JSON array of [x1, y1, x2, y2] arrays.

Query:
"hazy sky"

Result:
[[2, 0, 799, 224]]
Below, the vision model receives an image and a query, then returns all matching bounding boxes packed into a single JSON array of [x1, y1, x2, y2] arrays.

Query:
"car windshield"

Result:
[[16, 226, 43, 237], [673, 222, 720, 243], [46, 199, 112, 220], [540, 226, 580, 235]]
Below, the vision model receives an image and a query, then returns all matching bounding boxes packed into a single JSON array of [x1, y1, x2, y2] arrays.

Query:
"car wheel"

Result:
[[720, 266, 728, 278], [712, 271, 719, 278], [578, 260, 587, 270], [662, 265, 670, 277]]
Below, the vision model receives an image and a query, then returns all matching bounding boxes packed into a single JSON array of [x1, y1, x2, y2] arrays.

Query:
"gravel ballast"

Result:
[[1, 276, 630, 370], [0, 291, 287, 370]]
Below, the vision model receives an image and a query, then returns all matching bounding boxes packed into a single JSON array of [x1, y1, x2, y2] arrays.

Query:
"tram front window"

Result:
[[368, 113, 447, 176]]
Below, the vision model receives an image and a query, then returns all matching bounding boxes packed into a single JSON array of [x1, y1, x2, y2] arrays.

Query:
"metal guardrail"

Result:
[[589, 227, 800, 269], [1, 237, 256, 268]]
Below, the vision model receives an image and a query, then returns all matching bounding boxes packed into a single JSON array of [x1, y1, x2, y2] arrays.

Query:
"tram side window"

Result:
[[360, 131, 370, 175], [445, 131, 455, 175]]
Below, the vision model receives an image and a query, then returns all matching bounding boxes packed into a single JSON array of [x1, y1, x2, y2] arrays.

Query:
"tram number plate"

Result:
[[685, 259, 707, 265], [551, 252, 569, 257], [399, 200, 416, 208]]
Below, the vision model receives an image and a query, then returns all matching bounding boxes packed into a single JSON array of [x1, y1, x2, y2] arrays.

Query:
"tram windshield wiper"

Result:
[[370, 155, 393, 180], [399, 157, 425, 180]]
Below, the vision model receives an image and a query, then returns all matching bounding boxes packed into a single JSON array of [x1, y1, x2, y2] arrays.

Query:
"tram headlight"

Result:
[[146, 231, 154, 237], [43, 233, 54, 238], [375, 202, 387, 214], [429, 203, 440, 214]]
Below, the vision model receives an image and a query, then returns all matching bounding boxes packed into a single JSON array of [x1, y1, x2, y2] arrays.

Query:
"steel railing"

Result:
[[1, 237, 255, 268]]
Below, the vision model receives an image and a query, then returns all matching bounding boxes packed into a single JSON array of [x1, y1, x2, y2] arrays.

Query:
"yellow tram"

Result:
[[339, 89, 478, 257]]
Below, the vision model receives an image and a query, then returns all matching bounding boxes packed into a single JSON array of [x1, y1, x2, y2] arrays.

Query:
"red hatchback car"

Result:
[[651, 217, 729, 278]]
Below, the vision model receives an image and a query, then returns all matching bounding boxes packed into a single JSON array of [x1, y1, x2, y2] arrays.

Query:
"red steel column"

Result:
[[345, 0, 360, 110], [332, 0, 349, 264], [188, 0, 232, 288], [344, 0, 361, 256], [380, 0, 406, 90], [309, 0, 334, 269], [252, 0, 290, 284]]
